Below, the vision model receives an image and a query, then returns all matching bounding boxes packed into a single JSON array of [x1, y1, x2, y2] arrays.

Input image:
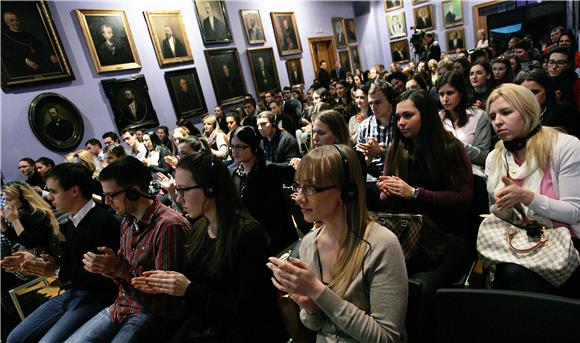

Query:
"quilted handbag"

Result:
[[368, 212, 447, 262], [476, 214, 580, 287]]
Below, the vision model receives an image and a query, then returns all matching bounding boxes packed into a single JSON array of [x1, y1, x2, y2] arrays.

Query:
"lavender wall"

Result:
[[1, 0, 355, 181]]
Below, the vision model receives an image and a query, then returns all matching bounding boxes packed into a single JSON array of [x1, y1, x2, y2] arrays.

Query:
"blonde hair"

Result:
[[296, 145, 369, 298], [66, 150, 97, 178], [2, 182, 61, 238], [486, 83, 558, 172]]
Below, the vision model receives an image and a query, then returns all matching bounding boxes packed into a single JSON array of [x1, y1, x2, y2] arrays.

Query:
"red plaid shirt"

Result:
[[109, 199, 190, 322]]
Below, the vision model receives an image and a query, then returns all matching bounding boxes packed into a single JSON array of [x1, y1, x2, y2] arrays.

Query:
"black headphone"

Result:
[[203, 154, 216, 198], [125, 187, 156, 201], [333, 145, 358, 203], [504, 125, 541, 152]]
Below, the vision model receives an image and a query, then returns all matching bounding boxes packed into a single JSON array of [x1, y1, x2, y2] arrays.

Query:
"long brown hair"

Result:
[[176, 152, 247, 274]]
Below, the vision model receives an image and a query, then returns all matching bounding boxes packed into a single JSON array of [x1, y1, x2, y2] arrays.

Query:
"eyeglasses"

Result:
[[548, 60, 568, 67], [103, 189, 127, 202], [291, 182, 335, 196], [230, 144, 250, 151], [175, 185, 202, 197]]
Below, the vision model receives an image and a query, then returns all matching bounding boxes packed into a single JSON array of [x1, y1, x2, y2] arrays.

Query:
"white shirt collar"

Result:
[[69, 200, 96, 227]]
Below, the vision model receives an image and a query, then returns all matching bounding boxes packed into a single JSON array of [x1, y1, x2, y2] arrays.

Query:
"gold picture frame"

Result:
[[270, 12, 303, 56], [240, 9, 266, 44], [1, 1, 74, 89], [286, 58, 304, 88], [442, 0, 464, 28], [384, 0, 404, 12], [76, 9, 141, 73], [344, 18, 358, 44], [445, 28, 466, 52], [143, 11, 193, 67], [332, 17, 347, 49], [413, 5, 435, 31]]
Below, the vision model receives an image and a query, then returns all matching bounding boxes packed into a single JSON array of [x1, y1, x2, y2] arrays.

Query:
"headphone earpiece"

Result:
[[333, 145, 358, 203], [125, 188, 140, 201]]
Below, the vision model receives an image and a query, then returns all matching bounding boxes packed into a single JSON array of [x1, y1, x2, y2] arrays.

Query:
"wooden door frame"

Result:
[[308, 36, 337, 76], [472, 0, 507, 43]]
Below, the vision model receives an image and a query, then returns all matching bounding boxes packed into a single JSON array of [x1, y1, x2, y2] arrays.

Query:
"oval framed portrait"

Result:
[[28, 93, 84, 151]]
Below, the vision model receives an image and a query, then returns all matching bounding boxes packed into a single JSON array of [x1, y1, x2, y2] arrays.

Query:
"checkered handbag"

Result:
[[369, 212, 446, 261], [476, 214, 580, 287]]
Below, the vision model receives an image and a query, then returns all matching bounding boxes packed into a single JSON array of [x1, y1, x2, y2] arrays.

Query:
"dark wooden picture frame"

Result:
[[446, 28, 466, 52], [204, 48, 247, 106], [76, 9, 141, 73], [28, 93, 84, 151], [101, 75, 159, 132], [286, 58, 304, 88], [193, 0, 232, 45], [413, 5, 435, 31], [344, 18, 357, 44], [442, 0, 464, 28], [271, 12, 303, 56], [240, 9, 265, 44], [144, 11, 193, 66], [338, 50, 352, 74], [384, 0, 404, 12], [164, 68, 207, 120], [350, 45, 361, 70], [332, 18, 347, 49], [247, 47, 280, 96], [1, 1, 74, 89], [390, 39, 410, 63]]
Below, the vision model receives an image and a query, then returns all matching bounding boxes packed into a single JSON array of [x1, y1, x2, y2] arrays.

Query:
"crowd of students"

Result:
[[1, 24, 579, 343]]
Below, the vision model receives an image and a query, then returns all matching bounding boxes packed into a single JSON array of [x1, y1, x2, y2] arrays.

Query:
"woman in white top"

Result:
[[201, 115, 229, 160], [349, 83, 371, 141], [437, 71, 491, 174], [475, 29, 489, 50], [485, 83, 580, 297]]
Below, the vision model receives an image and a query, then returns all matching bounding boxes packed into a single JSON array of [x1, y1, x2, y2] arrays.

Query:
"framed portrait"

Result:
[[247, 47, 280, 97], [387, 12, 407, 40], [271, 12, 303, 56], [164, 68, 207, 120], [445, 28, 466, 52], [144, 11, 193, 67], [193, 0, 232, 45], [344, 19, 357, 44], [349, 45, 362, 70], [412, 0, 429, 5], [76, 9, 141, 73], [413, 5, 434, 31], [338, 50, 352, 74], [331, 18, 347, 49], [389, 39, 410, 63], [384, 0, 403, 12], [240, 9, 265, 44], [286, 58, 304, 88], [1, 1, 74, 89], [28, 93, 84, 151], [101, 75, 159, 132], [442, 0, 463, 28], [204, 48, 247, 106]]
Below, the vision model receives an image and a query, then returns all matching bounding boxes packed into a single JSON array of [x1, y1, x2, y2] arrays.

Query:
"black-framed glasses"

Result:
[[230, 144, 250, 151], [175, 185, 202, 197], [103, 189, 128, 202], [291, 182, 335, 196], [548, 60, 568, 67]]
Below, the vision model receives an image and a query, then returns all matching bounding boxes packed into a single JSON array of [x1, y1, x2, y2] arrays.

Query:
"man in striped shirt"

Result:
[[67, 156, 191, 343]]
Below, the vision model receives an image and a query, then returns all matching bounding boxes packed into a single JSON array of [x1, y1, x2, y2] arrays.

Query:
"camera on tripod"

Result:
[[410, 26, 425, 50]]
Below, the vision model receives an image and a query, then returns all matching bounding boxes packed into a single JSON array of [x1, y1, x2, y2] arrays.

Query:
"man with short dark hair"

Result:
[[422, 32, 441, 61], [4, 163, 121, 343], [67, 156, 191, 342], [101, 132, 120, 150], [18, 157, 43, 187], [121, 129, 146, 160], [282, 86, 302, 123], [514, 39, 541, 73], [242, 98, 258, 130], [257, 111, 299, 183], [85, 138, 105, 170], [269, 99, 297, 134], [317, 60, 331, 89]]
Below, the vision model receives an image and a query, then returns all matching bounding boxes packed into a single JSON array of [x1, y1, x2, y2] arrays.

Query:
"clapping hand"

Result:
[[495, 176, 534, 212], [131, 270, 191, 296], [377, 175, 413, 199], [83, 247, 117, 278]]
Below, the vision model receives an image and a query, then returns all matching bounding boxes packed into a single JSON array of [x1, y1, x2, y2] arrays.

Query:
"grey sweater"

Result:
[[299, 222, 408, 342]]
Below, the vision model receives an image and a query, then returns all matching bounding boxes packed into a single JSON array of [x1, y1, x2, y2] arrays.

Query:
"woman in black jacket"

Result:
[[229, 126, 297, 254]]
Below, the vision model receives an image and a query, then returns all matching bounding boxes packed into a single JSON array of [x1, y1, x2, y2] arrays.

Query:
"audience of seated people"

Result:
[[2, 23, 580, 343]]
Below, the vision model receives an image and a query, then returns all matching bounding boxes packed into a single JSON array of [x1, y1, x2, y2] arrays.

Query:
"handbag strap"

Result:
[[506, 227, 548, 253]]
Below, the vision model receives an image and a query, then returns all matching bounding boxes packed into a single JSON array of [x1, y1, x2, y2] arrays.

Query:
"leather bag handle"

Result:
[[506, 227, 548, 254]]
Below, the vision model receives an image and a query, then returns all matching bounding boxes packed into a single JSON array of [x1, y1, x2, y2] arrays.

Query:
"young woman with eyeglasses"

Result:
[[268, 144, 407, 342], [546, 45, 580, 109], [485, 84, 580, 297], [229, 126, 297, 254], [132, 152, 287, 342]]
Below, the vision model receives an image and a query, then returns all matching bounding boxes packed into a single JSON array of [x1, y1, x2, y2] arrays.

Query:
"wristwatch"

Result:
[[412, 187, 421, 199]]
